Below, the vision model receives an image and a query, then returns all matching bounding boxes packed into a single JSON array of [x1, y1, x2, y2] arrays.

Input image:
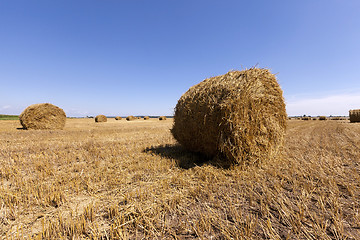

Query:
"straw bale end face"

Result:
[[115, 116, 122, 120], [19, 103, 66, 130], [171, 68, 287, 166], [159, 116, 167, 120], [95, 115, 107, 122]]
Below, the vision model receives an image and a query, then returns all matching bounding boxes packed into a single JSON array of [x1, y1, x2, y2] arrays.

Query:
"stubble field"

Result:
[[1, 118, 360, 239]]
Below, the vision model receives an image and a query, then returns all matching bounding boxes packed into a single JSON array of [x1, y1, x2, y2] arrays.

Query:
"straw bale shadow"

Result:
[[144, 144, 212, 169]]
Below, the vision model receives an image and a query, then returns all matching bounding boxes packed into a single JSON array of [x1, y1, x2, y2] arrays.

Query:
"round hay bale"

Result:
[[19, 103, 66, 130], [301, 117, 310, 120], [159, 116, 167, 120], [95, 115, 107, 122], [115, 116, 122, 120], [319, 116, 327, 120], [126, 115, 136, 121], [171, 68, 287, 166], [144, 116, 150, 120], [349, 109, 360, 123]]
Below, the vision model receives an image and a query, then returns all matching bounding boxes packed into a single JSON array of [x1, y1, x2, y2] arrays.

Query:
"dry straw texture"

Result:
[[159, 116, 167, 120], [319, 116, 327, 120], [126, 115, 136, 121], [115, 116, 122, 120], [171, 68, 287, 166], [144, 116, 150, 120], [95, 115, 107, 122], [349, 109, 360, 123], [19, 103, 66, 130]]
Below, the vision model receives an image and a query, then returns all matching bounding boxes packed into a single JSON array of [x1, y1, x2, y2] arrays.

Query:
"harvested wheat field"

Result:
[[1, 119, 360, 239]]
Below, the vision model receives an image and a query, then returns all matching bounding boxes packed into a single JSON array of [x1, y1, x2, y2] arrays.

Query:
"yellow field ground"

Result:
[[1, 118, 360, 239]]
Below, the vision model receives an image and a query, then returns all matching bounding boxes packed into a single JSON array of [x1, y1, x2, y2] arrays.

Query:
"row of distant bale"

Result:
[[288, 116, 351, 121], [288, 113, 360, 122], [18, 103, 168, 129], [94, 115, 166, 122]]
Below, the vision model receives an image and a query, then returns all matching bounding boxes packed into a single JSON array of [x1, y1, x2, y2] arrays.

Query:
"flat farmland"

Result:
[[1, 118, 360, 239]]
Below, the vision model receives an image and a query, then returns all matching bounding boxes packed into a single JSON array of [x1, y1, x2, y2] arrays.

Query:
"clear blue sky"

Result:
[[1, 0, 360, 117]]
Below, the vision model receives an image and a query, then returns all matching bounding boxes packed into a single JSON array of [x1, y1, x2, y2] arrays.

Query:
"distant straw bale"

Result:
[[126, 116, 136, 121], [144, 116, 150, 120], [301, 117, 311, 120], [171, 68, 287, 166], [19, 103, 66, 130], [95, 115, 107, 122], [159, 116, 167, 120], [349, 109, 360, 123], [115, 116, 122, 120], [319, 116, 327, 121], [312, 118, 317, 120]]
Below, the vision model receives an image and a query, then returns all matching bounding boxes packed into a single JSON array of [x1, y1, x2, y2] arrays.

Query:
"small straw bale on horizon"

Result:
[[95, 115, 107, 122], [349, 109, 360, 123], [126, 115, 136, 121]]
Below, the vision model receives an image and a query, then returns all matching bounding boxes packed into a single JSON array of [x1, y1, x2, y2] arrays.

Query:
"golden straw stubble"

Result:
[[171, 68, 287, 166]]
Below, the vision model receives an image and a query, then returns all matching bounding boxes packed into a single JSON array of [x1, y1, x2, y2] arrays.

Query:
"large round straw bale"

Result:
[[301, 117, 310, 120], [126, 115, 136, 121], [159, 116, 167, 120], [115, 116, 122, 120], [95, 115, 107, 122], [349, 109, 360, 123], [19, 103, 66, 130], [171, 68, 287, 166], [144, 116, 150, 120], [319, 116, 327, 120]]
